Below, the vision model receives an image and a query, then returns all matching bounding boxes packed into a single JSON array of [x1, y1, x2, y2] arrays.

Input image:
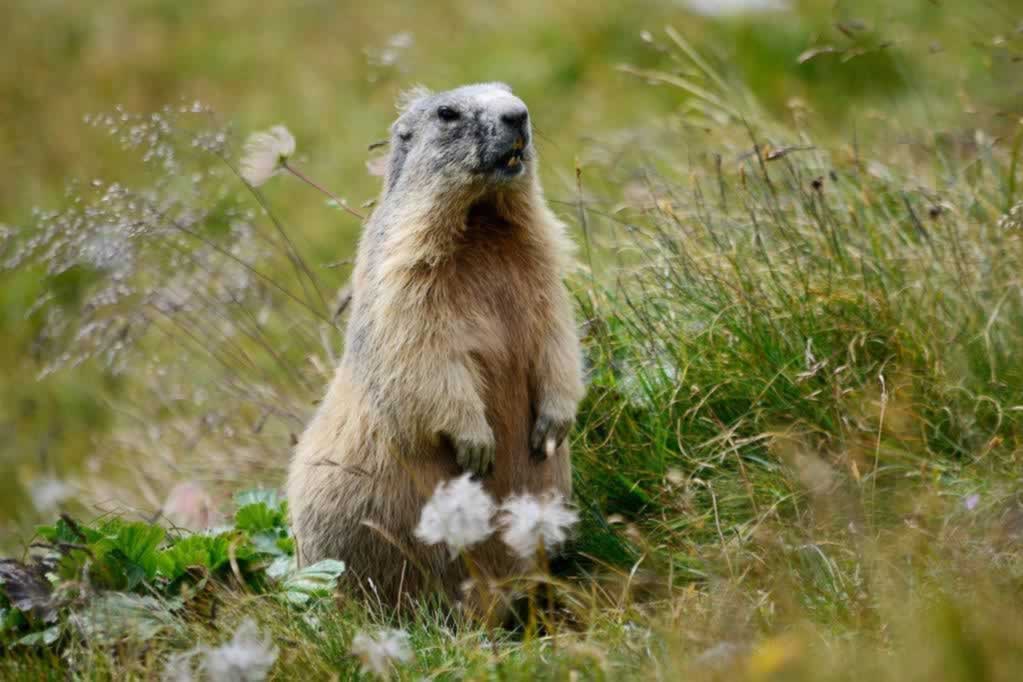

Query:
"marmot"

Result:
[[286, 83, 585, 607]]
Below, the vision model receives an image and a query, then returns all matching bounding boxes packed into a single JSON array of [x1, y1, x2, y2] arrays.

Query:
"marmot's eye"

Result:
[[436, 106, 461, 122]]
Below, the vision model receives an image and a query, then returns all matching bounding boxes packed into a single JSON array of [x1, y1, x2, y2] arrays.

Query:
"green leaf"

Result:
[[47, 520, 167, 590], [61, 537, 116, 588], [111, 522, 165, 587], [276, 536, 295, 555], [248, 530, 287, 556], [233, 490, 288, 540], [278, 559, 345, 606], [265, 556, 294, 580], [157, 534, 233, 581], [15, 625, 60, 647], [114, 523, 165, 566], [36, 517, 102, 545], [235, 503, 286, 535], [2, 605, 28, 636]]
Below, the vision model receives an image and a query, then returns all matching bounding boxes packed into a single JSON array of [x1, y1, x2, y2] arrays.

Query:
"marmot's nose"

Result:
[[500, 107, 529, 131]]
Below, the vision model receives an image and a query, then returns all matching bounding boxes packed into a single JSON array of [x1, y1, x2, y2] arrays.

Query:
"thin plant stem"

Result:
[[219, 152, 331, 317], [284, 161, 366, 220], [538, 542, 557, 650]]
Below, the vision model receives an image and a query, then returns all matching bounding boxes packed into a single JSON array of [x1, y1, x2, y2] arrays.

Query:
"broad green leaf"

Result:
[[114, 523, 165, 566], [111, 522, 165, 587], [249, 530, 287, 556], [235, 503, 286, 535], [279, 559, 345, 605], [266, 556, 293, 580], [157, 534, 232, 581], [15, 625, 60, 647]]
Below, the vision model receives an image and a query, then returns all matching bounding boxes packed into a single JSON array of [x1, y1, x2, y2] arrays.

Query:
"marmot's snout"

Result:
[[488, 103, 531, 178]]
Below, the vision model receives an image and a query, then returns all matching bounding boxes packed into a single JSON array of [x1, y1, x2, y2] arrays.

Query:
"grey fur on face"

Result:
[[386, 82, 533, 193]]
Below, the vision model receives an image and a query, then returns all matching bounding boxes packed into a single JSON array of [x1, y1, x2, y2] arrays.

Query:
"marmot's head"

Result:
[[385, 83, 534, 195]]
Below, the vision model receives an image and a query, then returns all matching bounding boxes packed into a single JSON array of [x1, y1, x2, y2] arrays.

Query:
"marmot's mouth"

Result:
[[493, 136, 527, 176], [494, 148, 525, 175]]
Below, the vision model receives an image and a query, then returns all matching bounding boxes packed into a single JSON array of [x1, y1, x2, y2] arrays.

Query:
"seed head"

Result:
[[498, 490, 579, 560], [414, 473, 496, 558], [239, 125, 295, 187], [351, 628, 413, 678]]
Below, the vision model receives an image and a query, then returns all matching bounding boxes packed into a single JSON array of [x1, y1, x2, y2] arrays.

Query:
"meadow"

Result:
[[2, 0, 1023, 679]]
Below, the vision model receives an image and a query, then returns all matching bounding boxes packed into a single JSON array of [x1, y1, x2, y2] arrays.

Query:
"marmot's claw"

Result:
[[455, 434, 496, 476], [530, 414, 572, 460]]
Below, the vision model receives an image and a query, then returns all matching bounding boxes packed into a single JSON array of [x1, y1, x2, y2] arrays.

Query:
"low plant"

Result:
[[0, 489, 344, 650]]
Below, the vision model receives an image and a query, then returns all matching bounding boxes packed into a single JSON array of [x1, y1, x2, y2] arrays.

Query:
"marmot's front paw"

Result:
[[453, 429, 496, 476], [530, 411, 574, 460]]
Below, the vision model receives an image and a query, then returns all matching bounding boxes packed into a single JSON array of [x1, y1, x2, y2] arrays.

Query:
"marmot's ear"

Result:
[[396, 85, 432, 114]]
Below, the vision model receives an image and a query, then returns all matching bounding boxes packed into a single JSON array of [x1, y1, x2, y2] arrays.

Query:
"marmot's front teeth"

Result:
[[507, 155, 520, 168]]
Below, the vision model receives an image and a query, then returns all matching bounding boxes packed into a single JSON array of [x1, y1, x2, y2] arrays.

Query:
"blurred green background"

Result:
[[1, 0, 1019, 537]]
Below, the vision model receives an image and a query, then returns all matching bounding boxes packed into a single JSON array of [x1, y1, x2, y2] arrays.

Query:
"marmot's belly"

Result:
[[483, 376, 563, 502], [290, 329, 570, 604]]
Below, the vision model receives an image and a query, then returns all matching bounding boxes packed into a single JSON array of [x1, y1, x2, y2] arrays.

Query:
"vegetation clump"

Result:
[[1, 1, 1023, 679]]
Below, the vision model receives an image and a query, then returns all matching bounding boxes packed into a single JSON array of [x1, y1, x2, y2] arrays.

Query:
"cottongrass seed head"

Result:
[[28, 476, 74, 513], [162, 618, 279, 682], [351, 628, 414, 678], [498, 490, 579, 560], [161, 652, 196, 682], [414, 472, 496, 558], [201, 618, 278, 681], [239, 125, 295, 187]]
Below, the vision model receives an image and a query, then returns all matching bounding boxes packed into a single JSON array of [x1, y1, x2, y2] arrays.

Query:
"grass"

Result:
[[3, 0, 1023, 679]]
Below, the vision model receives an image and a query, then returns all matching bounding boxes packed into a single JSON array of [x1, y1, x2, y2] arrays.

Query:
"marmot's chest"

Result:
[[445, 238, 545, 366]]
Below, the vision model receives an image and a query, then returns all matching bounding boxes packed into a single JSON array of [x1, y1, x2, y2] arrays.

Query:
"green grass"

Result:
[[3, 0, 1023, 679]]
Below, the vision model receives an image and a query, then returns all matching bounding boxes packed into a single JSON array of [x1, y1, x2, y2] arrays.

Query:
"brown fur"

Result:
[[286, 84, 584, 609]]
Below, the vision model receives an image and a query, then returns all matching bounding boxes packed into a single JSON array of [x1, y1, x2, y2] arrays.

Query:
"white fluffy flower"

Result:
[[498, 490, 579, 560], [414, 473, 496, 558], [351, 628, 413, 678], [29, 476, 73, 512], [161, 651, 197, 682], [201, 618, 279, 681], [239, 125, 295, 187]]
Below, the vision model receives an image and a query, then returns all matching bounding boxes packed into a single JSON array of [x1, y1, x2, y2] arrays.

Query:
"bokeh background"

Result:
[[1, 0, 1019, 539]]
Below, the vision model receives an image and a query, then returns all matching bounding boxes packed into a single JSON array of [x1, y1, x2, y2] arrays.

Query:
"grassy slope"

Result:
[[1, 0, 687, 532], [4, 0, 1023, 679]]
